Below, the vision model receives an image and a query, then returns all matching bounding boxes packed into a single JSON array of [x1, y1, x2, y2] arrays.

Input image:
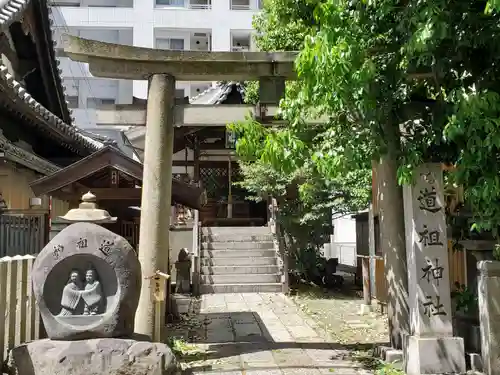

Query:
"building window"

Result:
[[66, 96, 79, 108], [156, 0, 185, 6], [51, 0, 80, 5], [156, 38, 185, 51], [86, 98, 116, 109], [230, 0, 250, 10], [189, 0, 211, 9]]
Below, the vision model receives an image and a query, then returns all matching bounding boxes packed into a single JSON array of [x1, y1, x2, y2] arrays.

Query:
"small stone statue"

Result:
[[175, 248, 192, 294], [59, 269, 84, 316], [82, 268, 103, 315]]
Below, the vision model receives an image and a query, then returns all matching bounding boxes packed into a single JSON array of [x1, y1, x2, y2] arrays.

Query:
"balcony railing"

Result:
[[155, 0, 211, 9], [189, 2, 211, 9], [230, 3, 251, 10]]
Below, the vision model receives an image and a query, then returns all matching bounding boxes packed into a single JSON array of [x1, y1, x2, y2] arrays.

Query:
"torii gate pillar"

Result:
[[135, 74, 175, 338]]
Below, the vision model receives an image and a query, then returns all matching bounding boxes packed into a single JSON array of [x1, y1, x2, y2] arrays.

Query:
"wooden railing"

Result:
[[0, 211, 49, 257], [269, 198, 288, 293], [0, 255, 43, 363]]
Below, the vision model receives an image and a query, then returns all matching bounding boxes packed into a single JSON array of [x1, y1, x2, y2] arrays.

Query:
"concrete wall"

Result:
[[0, 255, 42, 363], [50, 1, 258, 128]]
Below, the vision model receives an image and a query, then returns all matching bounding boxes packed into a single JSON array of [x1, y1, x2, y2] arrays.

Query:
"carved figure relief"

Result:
[[83, 268, 103, 315], [58, 266, 104, 316], [59, 270, 83, 316]]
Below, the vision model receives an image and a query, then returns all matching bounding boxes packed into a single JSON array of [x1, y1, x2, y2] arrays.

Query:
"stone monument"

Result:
[[175, 248, 192, 294], [7, 192, 178, 375], [170, 248, 192, 318], [402, 164, 465, 375], [477, 260, 500, 375]]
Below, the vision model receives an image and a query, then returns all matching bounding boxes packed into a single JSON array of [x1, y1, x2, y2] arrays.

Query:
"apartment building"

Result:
[[50, 0, 260, 128]]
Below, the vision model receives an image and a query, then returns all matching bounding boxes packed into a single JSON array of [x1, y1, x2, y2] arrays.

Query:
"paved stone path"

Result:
[[178, 293, 375, 375]]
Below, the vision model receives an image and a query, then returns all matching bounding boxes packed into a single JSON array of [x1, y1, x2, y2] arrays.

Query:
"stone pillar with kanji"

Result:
[[402, 163, 465, 375]]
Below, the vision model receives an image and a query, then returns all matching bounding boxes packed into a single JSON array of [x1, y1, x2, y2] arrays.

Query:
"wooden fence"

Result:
[[0, 211, 49, 257], [0, 255, 43, 364], [374, 240, 467, 306]]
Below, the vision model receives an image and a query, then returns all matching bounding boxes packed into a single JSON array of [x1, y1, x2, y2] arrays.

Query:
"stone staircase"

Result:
[[199, 226, 283, 294]]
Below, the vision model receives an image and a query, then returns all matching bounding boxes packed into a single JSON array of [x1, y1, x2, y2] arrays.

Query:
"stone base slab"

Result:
[[358, 304, 373, 315], [467, 352, 483, 373], [405, 336, 466, 375], [7, 338, 179, 375]]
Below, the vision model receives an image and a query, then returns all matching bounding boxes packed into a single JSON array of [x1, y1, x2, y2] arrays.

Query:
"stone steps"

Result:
[[201, 249, 276, 258], [201, 273, 281, 284], [201, 226, 270, 235], [201, 265, 279, 274], [200, 257, 277, 266], [202, 234, 274, 243], [200, 226, 282, 294], [201, 241, 274, 250], [200, 283, 283, 294]]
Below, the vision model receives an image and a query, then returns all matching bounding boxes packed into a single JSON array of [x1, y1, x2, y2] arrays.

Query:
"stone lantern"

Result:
[[50, 192, 116, 240], [60, 191, 117, 223]]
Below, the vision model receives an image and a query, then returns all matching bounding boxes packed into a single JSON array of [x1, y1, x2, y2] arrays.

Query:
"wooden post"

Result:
[[193, 136, 200, 183], [368, 203, 376, 305], [227, 158, 232, 219], [359, 255, 372, 314]]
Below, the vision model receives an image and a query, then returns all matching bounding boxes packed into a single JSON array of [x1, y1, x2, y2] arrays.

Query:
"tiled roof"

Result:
[[189, 81, 244, 105], [0, 0, 99, 154], [0, 65, 103, 151], [0, 0, 30, 27]]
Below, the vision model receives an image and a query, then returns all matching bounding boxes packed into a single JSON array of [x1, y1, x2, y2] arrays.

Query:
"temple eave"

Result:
[[0, 133, 60, 175]]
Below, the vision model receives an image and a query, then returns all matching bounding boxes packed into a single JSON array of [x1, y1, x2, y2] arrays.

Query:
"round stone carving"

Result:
[[32, 222, 142, 340]]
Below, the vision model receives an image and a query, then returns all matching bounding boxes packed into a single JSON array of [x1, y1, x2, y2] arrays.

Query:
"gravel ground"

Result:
[[290, 285, 389, 346]]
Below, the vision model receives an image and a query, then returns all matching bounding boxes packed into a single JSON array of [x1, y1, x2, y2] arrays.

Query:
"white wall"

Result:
[[333, 216, 356, 244], [322, 215, 357, 266]]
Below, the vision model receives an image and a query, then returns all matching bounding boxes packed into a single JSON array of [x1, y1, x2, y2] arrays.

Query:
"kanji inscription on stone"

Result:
[[421, 258, 444, 285], [418, 225, 444, 247], [98, 240, 113, 256]]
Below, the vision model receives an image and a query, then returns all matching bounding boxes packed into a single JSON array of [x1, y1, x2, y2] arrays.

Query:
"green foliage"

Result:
[[237, 0, 500, 236], [235, 158, 369, 281], [451, 283, 478, 316], [229, 0, 372, 282], [244, 0, 320, 105]]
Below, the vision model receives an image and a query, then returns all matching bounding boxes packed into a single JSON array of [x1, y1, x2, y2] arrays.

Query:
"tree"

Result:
[[231, 0, 371, 283], [235, 0, 500, 349]]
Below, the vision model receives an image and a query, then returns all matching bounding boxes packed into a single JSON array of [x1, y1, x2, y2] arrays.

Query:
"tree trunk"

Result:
[[376, 125, 410, 350]]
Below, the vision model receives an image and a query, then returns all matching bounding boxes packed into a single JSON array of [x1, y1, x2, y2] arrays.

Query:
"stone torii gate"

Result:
[[62, 35, 297, 338]]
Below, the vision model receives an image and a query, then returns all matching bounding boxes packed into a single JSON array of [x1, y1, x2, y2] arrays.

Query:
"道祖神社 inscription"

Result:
[[404, 164, 465, 375], [31, 222, 141, 340], [403, 163, 454, 336]]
